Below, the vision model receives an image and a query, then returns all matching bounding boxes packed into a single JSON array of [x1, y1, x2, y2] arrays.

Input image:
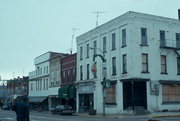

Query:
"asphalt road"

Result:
[[0, 109, 180, 121]]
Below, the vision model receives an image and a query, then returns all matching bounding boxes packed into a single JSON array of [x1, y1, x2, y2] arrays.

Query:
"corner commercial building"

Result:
[[76, 11, 180, 114]]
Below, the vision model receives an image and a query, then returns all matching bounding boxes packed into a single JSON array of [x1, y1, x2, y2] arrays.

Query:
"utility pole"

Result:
[[92, 11, 105, 27], [90, 47, 107, 116], [70, 28, 79, 54]]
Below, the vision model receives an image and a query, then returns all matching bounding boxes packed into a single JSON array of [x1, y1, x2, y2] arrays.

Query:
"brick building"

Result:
[[58, 53, 76, 109]]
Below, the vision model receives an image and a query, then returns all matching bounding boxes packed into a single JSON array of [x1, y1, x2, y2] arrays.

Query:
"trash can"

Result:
[[89, 109, 96, 115]]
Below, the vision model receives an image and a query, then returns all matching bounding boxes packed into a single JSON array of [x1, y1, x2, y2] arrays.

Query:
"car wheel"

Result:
[[59, 112, 63, 115]]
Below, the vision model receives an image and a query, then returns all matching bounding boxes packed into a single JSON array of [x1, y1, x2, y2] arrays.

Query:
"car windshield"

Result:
[[56, 105, 72, 109]]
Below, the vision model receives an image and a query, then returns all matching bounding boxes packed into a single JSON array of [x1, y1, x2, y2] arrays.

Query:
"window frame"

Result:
[[122, 54, 127, 73], [160, 30, 166, 47], [112, 33, 116, 50], [142, 53, 149, 73], [141, 28, 148, 46], [112, 57, 116, 75], [161, 55, 167, 74], [122, 29, 126, 47]]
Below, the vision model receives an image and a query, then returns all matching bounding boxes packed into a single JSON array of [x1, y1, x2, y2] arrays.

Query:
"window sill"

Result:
[[141, 71, 150, 74], [121, 45, 127, 48], [103, 51, 107, 53], [162, 102, 180, 105], [122, 72, 127, 74], [112, 74, 117, 76], [140, 44, 149, 46], [111, 49, 116, 51], [80, 59, 83, 61], [86, 57, 89, 59], [105, 103, 117, 105], [161, 72, 168, 75]]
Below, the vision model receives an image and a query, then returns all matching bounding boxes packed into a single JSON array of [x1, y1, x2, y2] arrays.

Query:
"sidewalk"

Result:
[[30, 110, 180, 119], [75, 111, 180, 119], [148, 111, 180, 118]]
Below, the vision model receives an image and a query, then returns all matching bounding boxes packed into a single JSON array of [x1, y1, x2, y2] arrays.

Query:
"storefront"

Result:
[[28, 96, 48, 111], [58, 85, 76, 110], [76, 82, 94, 113]]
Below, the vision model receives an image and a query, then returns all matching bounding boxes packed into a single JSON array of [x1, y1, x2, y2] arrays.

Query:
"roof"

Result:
[[77, 11, 180, 43]]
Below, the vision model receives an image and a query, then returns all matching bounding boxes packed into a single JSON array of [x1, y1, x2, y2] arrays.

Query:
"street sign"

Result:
[[102, 67, 107, 77], [154, 84, 159, 90], [105, 79, 110, 88]]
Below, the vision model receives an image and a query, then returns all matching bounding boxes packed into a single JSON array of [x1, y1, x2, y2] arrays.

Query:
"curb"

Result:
[[76, 114, 124, 119], [148, 114, 180, 118]]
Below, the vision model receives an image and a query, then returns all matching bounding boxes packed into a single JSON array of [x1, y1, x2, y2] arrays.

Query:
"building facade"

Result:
[[58, 53, 76, 110], [6, 77, 29, 106], [28, 51, 67, 110], [76, 11, 180, 114]]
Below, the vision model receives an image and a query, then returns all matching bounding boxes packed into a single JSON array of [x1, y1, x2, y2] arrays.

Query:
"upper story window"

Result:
[[122, 29, 126, 47], [142, 54, 148, 73], [122, 54, 127, 73], [73, 68, 75, 75], [80, 66, 83, 80], [44, 67, 45, 74], [112, 33, 116, 50], [141, 28, 147, 45], [93, 41, 97, 55], [86, 43, 90, 58], [177, 57, 180, 75], [80, 46, 83, 60], [63, 71, 66, 78], [68, 70, 70, 76], [176, 33, 180, 48], [103, 37, 107, 53], [160, 30, 166, 47], [46, 66, 48, 73], [161, 55, 167, 74], [112, 57, 116, 75], [87, 64, 89, 79]]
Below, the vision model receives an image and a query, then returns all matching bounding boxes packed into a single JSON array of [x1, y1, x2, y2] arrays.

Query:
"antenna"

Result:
[[92, 11, 105, 27], [70, 28, 79, 54]]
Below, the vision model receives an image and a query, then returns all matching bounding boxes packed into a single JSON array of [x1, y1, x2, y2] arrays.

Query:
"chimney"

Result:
[[178, 9, 180, 20]]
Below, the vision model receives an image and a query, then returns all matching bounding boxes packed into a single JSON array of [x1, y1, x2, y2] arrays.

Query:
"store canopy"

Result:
[[58, 86, 69, 99], [29, 97, 47, 103], [58, 86, 76, 99], [68, 86, 76, 99]]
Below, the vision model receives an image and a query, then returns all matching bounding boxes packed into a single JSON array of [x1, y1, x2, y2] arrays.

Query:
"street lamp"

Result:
[[90, 47, 106, 116]]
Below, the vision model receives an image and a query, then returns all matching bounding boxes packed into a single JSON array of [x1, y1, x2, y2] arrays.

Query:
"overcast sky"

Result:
[[0, 0, 180, 80]]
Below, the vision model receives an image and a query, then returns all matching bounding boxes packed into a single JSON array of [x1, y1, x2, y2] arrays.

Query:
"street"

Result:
[[1, 109, 180, 121]]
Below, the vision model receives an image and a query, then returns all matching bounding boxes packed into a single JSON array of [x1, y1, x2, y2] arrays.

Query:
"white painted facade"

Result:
[[76, 11, 180, 114], [29, 52, 61, 110]]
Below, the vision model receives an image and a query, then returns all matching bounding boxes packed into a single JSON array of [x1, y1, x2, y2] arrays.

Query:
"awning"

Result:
[[29, 97, 47, 103], [68, 86, 76, 99], [58, 86, 70, 99]]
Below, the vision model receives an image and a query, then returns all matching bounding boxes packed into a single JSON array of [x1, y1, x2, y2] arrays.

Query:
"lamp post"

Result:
[[90, 47, 106, 116]]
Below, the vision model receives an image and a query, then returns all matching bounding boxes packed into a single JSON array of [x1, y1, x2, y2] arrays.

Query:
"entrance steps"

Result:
[[134, 106, 149, 115], [126, 106, 150, 115]]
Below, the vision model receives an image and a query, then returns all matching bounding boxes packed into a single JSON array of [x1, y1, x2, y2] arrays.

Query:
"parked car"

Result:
[[51, 105, 74, 115], [2, 105, 10, 110]]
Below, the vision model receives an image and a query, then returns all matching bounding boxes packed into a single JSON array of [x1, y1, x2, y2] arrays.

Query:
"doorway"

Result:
[[123, 81, 147, 110]]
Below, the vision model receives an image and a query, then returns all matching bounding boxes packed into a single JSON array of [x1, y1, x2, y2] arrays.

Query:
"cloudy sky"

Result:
[[0, 0, 180, 80]]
